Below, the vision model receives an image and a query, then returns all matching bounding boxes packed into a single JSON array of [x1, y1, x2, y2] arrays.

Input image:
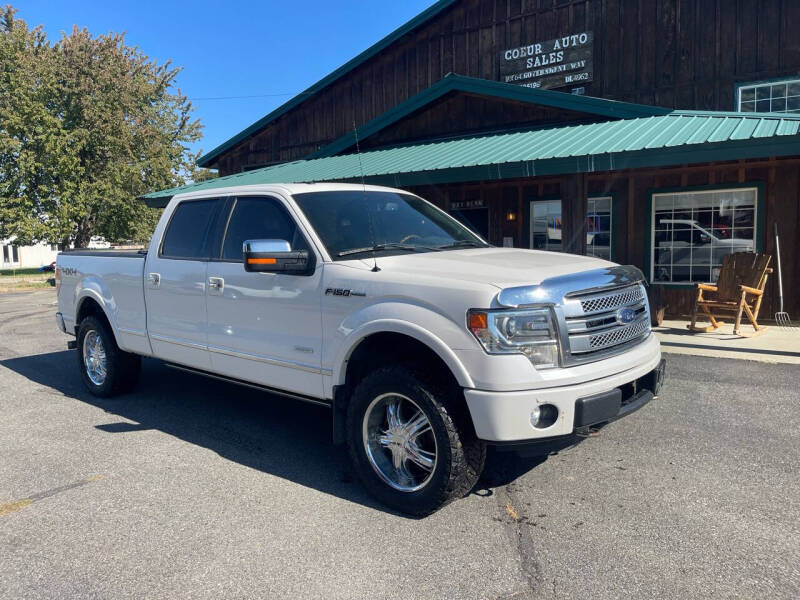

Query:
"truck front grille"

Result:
[[562, 284, 651, 362]]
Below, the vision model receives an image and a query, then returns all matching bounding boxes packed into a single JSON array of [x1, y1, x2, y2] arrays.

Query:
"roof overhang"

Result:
[[140, 112, 800, 208]]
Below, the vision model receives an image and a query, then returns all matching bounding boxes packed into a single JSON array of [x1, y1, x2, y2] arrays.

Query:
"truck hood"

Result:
[[354, 247, 615, 288]]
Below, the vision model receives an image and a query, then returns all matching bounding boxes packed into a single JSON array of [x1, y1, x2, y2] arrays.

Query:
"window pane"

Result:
[[294, 191, 484, 260], [756, 86, 770, 100], [771, 97, 787, 112], [161, 199, 218, 259], [740, 87, 755, 102], [788, 96, 800, 111], [740, 101, 755, 112], [221, 197, 301, 260], [771, 83, 787, 99], [586, 196, 612, 259], [650, 188, 757, 284], [531, 200, 563, 252], [756, 99, 770, 112]]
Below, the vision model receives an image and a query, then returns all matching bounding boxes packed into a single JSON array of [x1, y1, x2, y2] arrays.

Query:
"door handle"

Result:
[[148, 272, 160, 288], [208, 277, 224, 293]]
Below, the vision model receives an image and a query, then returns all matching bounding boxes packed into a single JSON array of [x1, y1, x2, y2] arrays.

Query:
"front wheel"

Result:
[[76, 315, 141, 397], [346, 366, 485, 516]]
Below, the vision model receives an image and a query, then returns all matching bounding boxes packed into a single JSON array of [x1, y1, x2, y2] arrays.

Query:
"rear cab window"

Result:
[[159, 198, 222, 260]]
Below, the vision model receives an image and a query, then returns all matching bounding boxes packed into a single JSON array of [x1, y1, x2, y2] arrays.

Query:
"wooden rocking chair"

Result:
[[688, 252, 772, 337]]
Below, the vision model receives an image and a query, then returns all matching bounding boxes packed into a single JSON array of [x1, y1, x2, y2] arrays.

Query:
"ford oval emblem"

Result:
[[616, 307, 637, 325]]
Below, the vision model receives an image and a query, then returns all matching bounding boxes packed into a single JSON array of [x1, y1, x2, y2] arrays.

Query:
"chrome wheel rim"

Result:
[[83, 330, 107, 386], [362, 393, 438, 492]]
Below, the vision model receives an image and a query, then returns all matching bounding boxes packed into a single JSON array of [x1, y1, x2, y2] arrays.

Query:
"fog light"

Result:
[[530, 403, 558, 429]]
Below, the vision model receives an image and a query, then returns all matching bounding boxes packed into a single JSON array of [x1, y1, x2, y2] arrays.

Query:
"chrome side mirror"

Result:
[[242, 239, 312, 274]]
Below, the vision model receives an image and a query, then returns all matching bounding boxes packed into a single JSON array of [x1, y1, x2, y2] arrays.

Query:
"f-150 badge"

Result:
[[325, 288, 366, 297]]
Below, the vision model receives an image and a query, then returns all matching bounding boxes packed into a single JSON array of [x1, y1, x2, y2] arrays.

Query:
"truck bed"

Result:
[[57, 249, 150, 356]]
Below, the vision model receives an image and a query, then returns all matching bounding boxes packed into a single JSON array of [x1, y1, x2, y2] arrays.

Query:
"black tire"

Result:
[[76, 315, 141, 397], [346, 365, 486, 516]]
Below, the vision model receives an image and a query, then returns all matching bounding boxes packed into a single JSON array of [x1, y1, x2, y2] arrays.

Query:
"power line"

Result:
[[189, 91, 318, 101]]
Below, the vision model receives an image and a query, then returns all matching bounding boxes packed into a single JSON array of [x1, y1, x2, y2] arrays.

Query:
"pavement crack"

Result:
[[495, 484, 542, 598]]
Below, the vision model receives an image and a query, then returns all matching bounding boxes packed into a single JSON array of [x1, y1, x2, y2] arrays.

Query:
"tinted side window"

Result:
[[161, 199, 219, 259], [221, 196, 305, 261]]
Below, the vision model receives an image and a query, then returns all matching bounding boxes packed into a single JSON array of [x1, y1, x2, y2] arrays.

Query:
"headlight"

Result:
[[467, 307, 560, 368]]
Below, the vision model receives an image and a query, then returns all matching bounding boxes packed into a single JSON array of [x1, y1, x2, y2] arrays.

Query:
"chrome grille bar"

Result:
[[562, 283, 651, 362]]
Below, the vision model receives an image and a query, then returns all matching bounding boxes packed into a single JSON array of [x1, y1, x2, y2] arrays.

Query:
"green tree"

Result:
[[191, 167, 218, 183], [0, 6, 202, 247]]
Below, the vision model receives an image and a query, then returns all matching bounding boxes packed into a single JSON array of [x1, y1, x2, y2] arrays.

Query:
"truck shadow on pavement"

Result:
[[2, 349, 562, 516]]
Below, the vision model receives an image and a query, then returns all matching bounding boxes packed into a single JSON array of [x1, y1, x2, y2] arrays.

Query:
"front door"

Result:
[[205, 195, 324, 398], [144, 197, 223, 370]]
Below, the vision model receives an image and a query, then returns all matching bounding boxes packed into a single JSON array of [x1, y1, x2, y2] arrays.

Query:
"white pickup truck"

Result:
[[56, 183, 665, 515]]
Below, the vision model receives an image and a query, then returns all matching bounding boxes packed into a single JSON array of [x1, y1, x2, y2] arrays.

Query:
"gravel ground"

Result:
[[1, 290, 798, 599]]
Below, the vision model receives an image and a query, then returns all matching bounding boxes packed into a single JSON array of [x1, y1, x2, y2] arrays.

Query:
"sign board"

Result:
[[450, 199, 485, 210], [499, 32, 593, 90]]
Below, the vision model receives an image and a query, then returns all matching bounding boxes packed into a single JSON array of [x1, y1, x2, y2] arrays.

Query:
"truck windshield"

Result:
[[292, 191, 488, 260]]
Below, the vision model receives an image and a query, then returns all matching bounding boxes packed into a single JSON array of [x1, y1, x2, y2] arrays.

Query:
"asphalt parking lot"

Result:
[[1, 290, 799, 599]]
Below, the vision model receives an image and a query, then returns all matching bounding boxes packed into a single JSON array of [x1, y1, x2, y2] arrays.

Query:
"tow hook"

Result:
[[575, 426, 602, 438]]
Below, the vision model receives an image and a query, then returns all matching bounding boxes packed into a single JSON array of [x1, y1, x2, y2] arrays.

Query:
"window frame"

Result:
[[212, 195, 317, 273], [158, 197, 225, 261], [645, 183, 765, 287], [526, 196, 564, 252], [735, 77, 800, 113]]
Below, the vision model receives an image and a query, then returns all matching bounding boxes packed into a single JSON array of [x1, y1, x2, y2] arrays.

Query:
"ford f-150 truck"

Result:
[[56, 183, 665, 515]]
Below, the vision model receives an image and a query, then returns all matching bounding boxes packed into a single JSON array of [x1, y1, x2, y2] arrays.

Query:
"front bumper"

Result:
[[464, 352, 665, 442]]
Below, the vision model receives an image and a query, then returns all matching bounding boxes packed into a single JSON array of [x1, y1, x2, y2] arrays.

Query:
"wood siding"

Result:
[[216, 0, 800, 175]]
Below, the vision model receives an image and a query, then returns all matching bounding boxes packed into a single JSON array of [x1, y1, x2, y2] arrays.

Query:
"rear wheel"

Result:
[[346, 365, 485, 516], [76, 315, 141, 397]]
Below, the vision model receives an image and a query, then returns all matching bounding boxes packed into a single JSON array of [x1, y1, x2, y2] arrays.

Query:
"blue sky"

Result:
[[16, 0, 436, 163]]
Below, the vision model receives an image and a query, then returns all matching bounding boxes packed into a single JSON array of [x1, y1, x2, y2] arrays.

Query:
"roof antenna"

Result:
[[353, 120, 380, 272]]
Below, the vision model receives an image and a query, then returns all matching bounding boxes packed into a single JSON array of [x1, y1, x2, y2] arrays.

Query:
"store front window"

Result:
[[530, 197, 612, 258], [586, 196, 612, 260], [651, 188, 757, 284], [530, 199, 563, 252]]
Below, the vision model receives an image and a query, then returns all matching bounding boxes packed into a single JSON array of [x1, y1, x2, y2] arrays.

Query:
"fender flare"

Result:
[[73, 277, 123, 347], [332, 318, 475, 390]]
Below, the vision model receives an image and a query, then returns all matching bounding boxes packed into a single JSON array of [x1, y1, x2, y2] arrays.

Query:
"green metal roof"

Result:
[[143, 112, 800, 207], [195, 0, 457, 169], [309, 74, 671, 159]]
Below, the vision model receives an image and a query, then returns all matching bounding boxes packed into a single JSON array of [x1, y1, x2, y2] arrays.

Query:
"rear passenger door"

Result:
[[144, 197, 224, 370], [205, 195, 324, 398]]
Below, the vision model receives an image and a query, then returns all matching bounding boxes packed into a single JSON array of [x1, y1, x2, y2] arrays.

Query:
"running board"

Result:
[[164, 362, 332, 408]]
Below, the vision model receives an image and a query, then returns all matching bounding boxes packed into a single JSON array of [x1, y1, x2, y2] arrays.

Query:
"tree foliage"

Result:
[[0, 6, 202, 247]]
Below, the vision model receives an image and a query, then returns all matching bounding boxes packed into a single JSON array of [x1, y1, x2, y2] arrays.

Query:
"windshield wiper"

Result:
[[337, 243, 439, 257], [437, 240, 488, 250]]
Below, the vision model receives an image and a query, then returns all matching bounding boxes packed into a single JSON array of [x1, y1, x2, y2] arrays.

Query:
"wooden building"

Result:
[[187, 0, 800, 318]]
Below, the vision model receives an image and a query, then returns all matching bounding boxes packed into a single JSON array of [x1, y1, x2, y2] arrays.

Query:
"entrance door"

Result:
[[530, 200, 563, 252], [205, 195, 324, 398], [450, 207, 489, 241]]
